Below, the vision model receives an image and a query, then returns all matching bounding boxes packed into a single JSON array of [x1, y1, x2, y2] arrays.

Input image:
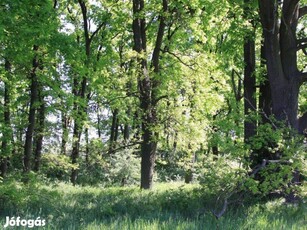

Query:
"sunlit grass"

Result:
[[0, 181, 306, 229]]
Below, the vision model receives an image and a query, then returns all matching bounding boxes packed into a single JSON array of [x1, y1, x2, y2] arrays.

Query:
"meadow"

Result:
[[0, 181, 306, 229]]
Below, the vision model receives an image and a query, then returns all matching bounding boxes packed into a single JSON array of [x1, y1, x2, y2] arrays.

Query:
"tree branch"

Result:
[[151, 0, 167, 72], [212, 159, 268, 219], [53, 0, 57, 9], [299, 72, 307, 84], [153, 95, 168, 105], [299, 6, 307, 18], [298, 111, 307, 134], [296, 37, 307, 45], [89, 22, 106, 43], [108, 141, 142, 154], [164, 50, 195, 69], [297, 43, 307, 51]]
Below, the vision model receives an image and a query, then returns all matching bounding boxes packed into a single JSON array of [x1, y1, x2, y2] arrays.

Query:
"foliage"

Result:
[[107, 149, 141, 186], [77, 147, 141, 187], [246, 122, 306, 197], [40, 154, 75, 181], [199, 154, 246, 194]]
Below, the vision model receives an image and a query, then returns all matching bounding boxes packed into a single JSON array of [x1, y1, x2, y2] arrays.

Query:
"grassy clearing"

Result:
[[0, 181, 306, 229]]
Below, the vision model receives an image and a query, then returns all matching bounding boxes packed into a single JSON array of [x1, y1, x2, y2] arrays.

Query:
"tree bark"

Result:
[[61, 110, 69, 155], [109, 108, 119, 153], [259, 0, 300, 130], [33, 85, 45, 172], [85, 127, 89, 164], [258, 40, 272, 121], [24, 45, 39, 173]]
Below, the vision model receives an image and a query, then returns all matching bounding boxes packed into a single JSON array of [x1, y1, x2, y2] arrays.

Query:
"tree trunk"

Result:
[[24, 45, 39, 173], [96, 104, 102, 138], [243, 0, 256, 143], [123, 122, 130, 143], [259, 0, 300, 130], [33, 86, 45, 172], [61, 110, 69, 155], [109, 108, 119, 153], [71, 74, 87, 184], [258, 0, 304, 201], [258, 41, 272, 121], [70, 90, 83, 184], [132, 0, 168, 189], [71, 0, 91, 184], [85, 127, 89, 164], [70, 75, 87, 184], [0, 60, 11, 178]]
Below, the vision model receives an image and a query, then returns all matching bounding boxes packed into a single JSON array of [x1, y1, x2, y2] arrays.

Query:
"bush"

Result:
[[107, 149, 141, 186], [77, 146, 141, 186], [40, 154, 75, 181], [247, 122, 305, 198]]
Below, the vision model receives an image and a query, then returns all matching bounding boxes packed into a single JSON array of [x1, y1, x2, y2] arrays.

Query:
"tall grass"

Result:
[[0, 181, 306, 229]]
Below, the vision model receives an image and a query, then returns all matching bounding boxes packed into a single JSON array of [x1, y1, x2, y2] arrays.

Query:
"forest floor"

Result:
[[0, 181, 306, 229]]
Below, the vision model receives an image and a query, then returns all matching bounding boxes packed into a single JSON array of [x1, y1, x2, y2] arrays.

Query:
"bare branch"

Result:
[[212, 198, 228, 219], [164, 50, 195, 69], [89, 22, 106, 42], [108, 141, 142, 154], [244, 96, 278, 129]]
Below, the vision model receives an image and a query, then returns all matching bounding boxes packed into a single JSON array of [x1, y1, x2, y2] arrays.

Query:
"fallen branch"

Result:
[[212, 159, 268, 219]]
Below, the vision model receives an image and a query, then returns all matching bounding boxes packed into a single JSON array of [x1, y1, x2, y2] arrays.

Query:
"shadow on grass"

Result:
[[0, 182, 306, 229]]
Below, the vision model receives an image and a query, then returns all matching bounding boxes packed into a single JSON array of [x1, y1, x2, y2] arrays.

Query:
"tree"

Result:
[[259, 0, 306, 131], [132, 0, 166, 189], [23, 45, 40, 173], [68, 0, 108, 184], [258, 0, 306, 200], [0, 60, 12, 177], [243, 0, 257, 143]]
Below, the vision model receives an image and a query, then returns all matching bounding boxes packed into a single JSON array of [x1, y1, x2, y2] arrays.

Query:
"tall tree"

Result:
[[243, 0, 257, 143], [23, 45, 39, 173], [132, 0, 168, 189], [0, 60, 12, 177], [258, 0, 306, 200], [70, 0, 107, 184], [258, 0, 306, 130], [33, 83, 45, 172]]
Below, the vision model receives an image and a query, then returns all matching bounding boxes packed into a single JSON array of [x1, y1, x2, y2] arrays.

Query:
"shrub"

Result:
[[40, 154, 75, 181]]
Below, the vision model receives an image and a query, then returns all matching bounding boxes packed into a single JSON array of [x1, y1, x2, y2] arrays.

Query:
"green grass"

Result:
[[0, 181, 306, 229]]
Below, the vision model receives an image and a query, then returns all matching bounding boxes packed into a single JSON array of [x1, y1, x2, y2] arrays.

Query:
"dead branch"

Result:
[[212, 159, 268, 219]]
